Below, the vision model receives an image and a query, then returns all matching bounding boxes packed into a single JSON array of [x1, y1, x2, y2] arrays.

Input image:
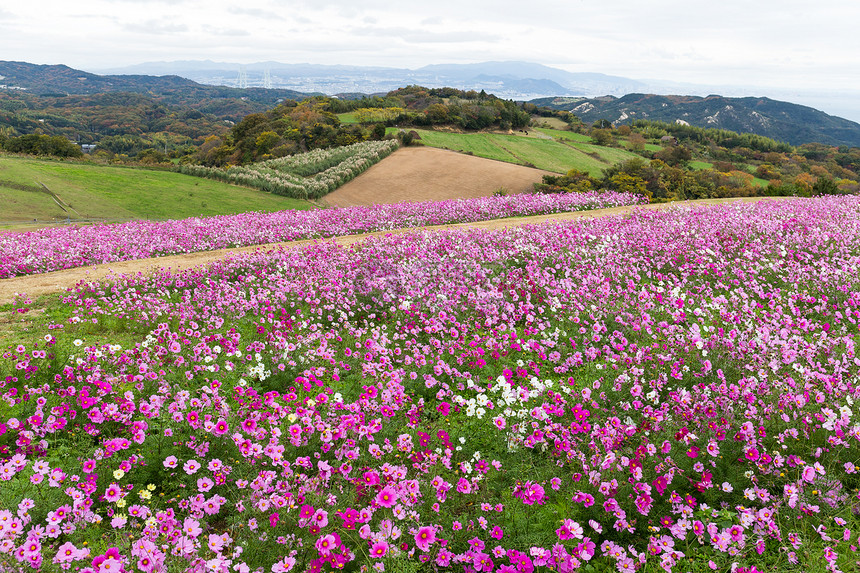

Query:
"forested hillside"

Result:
[[531, 93, 860, 147]]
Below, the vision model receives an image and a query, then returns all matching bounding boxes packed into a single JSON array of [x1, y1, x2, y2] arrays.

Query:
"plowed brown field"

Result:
[[322, 146, 551, 207]]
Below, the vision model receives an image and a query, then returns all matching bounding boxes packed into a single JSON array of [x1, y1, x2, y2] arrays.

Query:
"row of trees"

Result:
[[538, 156, 851, 202], [0, 133, 83, 158], [191, 99, 381, 166]]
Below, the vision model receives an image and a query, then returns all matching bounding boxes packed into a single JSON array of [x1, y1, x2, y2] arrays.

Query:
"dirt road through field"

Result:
[[0, 197, 781, 304]]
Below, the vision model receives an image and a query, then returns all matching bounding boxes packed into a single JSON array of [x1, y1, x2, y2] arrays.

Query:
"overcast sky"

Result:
[[3, 0, 859, 111]]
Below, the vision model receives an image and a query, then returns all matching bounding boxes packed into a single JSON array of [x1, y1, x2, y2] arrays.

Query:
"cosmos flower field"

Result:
[[0, 191, 645, 279], [1, 196, 859, 573]]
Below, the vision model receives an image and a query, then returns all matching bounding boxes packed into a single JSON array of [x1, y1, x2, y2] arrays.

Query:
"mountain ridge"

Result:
[[528, 93, 860, 147], [3, 60, 859, 148]]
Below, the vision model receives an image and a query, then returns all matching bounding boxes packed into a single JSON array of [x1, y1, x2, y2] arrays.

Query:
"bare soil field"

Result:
[[322, 146, 552, 207], [0, 197, 782, 305]]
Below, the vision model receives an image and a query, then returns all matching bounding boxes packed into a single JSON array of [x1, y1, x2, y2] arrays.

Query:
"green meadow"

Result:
[[394, 129, 641, 175], [0, 155, 313, 224]]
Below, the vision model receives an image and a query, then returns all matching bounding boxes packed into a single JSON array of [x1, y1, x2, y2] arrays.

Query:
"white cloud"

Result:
[[2, 0, 859, 102]]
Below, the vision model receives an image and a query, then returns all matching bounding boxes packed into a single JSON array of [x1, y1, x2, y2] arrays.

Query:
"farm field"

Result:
[[399, 129, 638, 175], [179, 140, 400, 201], [0, 156, 312, 225], [323, 147, 551, 207], [0, 196, 857, 573]]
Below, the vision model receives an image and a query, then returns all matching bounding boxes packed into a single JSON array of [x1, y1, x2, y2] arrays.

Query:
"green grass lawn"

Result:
[[396, 129, 630, 175], [337, 112, 360, 124], [0, 155, 313, 223], [689, 160, 714, 170], [396, 130, 522, 164], [533, 127, 593, 143]]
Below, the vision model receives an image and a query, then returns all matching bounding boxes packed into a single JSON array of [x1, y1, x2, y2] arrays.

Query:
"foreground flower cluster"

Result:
[[0, 190, 644, 278], [2, 197, 860, 573]]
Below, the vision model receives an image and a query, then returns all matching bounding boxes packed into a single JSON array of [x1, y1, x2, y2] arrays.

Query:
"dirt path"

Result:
[[0, 197, 781, 304], [322, 147, 552, 207]]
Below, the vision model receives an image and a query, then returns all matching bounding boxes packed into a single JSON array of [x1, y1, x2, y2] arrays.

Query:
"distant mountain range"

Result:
[[91, 60, 860, 126], [531, 94, 860, 148], [0, 60, 308, 112], [92, 60, 649, 102], [3, 60, 860, 148]]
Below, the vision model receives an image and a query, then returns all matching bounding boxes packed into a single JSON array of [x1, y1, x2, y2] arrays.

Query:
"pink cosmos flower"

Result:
[[197, 477, 214, 492], [375, 486, 397, 508], [316, 533, 337, 555], [183, 460, 201, 474], [103, 483, 122, 503], [370, 541, 388, 558], [299, 504, 315, 519], [414, 526, 436, 552], [183, 518, 202, 538], [313, 509, 329, 528]]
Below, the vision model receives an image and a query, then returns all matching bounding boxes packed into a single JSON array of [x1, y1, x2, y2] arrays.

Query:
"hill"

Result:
[[530, 93, 860, 147], [0, 61, 318, 159], [0, 61, 309, 109], [0, 155, 312, 226]]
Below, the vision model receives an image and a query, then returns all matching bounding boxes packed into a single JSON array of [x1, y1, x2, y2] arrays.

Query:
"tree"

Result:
[[812, 177, 839, 196], [4, 134, 83, 158], [255, 131, 281, 156], [609, 172, 650, 199], [627, 133, 647, 154], [591, 129, 613, 146], [371, 123, 387, 140]]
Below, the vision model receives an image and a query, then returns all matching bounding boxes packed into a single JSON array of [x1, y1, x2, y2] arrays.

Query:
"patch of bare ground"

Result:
[[321, 146, 552, 207], [0, 197, 788, 305]]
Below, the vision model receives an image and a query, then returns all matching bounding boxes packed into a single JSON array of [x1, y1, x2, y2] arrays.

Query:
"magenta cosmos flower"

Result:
[[414, 526, 436, 551]]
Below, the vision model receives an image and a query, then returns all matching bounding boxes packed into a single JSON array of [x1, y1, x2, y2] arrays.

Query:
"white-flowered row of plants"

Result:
[[178, 140, 401, 199]]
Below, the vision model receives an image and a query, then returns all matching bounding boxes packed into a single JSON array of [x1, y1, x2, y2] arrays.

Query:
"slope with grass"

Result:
[[0, 155, 312, 225], [396, 129, 641, 175]]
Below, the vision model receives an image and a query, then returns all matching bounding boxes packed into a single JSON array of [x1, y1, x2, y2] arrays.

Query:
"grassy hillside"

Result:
[[0, 155, 313, 224], [394, 129, 641, 175]]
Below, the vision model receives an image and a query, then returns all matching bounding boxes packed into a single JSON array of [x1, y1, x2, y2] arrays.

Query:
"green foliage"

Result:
[[632, 120, 792, 153], [2, 134, 83, 158], [591, 128, 613, 146], [200, 100, 375, 165], [371, 123, 387, 140], [812, 176, 840, 195], [610, 171, 650, 199], [653, 143, 692, 166], [535, 169, 600, 193]]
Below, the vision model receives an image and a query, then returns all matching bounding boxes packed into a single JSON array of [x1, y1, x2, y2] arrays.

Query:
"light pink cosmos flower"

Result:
[[183, 518, 202, 538], [183, 460, 201, 475]]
